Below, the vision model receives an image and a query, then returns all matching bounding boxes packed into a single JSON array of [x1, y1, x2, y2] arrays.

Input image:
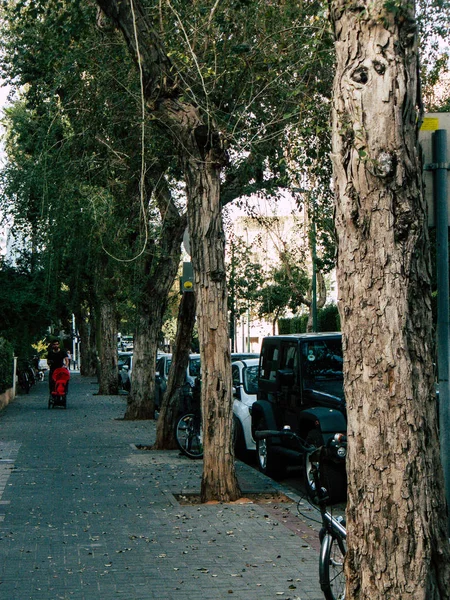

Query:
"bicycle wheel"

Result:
[[304, 429, 346, 504], [319, 532, 346, 600], [19, 372, 31, 393], [175, 413, 203, 459]]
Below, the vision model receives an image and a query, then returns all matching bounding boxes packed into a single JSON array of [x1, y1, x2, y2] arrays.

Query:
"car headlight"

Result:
[[337, 446, 346, 458]]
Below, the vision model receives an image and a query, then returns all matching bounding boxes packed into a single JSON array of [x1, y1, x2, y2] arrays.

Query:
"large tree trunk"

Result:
[[96, 298, 119, 395], [125, 307, 161, 419], [154, 291, 196, 449], [330, 0, 450, 597], [184, 136, 240, 502]]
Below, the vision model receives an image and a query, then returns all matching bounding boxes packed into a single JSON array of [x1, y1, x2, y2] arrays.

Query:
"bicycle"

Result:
[[17, 367, 31, 393], [17, 359, 37, 393], [174, 378, 203, 459], [175, 411, 203, 459], [254, 428, 347, 600]]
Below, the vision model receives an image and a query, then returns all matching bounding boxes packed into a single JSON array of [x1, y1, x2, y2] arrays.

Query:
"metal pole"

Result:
[[247, 307, 251, 352], [312, 213, 317, 332], [12, 356, 17, 398], [434, 129, 450, 534]]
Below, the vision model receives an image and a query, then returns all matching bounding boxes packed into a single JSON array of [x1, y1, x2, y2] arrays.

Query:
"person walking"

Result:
[[47, 339, 69, 398]]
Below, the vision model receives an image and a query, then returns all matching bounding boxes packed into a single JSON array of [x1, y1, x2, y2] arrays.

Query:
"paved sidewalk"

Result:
[[0, 374, 324, 600]]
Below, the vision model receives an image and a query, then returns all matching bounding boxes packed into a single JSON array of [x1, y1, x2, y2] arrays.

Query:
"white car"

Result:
[[232, 358, 259, 456]]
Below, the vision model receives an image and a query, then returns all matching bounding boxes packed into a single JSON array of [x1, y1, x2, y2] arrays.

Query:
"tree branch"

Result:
[[96, 0, 178, 105]]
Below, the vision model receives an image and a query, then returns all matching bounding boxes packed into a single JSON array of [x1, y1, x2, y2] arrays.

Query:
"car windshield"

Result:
[[118, 355, 132, 369], [189, 358, 201, 378], [243, 365, 259, 395], [301, 339, 343, 397], [162, 356, 201, 379]]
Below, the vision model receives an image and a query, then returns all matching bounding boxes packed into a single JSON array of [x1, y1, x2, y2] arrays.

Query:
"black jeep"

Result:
[[251, 333, 347, 501]]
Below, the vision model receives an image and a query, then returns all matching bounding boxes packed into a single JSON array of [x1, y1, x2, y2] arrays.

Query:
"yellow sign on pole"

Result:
[[181, 262, 194, 293]]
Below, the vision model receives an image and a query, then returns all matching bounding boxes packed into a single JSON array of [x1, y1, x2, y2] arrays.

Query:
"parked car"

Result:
[[118, 335, 134, 352], [155, 352, 259, 410], [38, 358, 49, 371], [232, 358, 259, 457], [230, 352, 259, 361], [251, 333, 347, 502], [155, 353, 201, 410], [118, 351, 133, 391]]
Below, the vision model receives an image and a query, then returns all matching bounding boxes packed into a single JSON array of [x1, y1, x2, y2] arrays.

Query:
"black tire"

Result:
[[19, 372, 31, 394], [319, 533, 346, 600], [255, 419, 284, 478], [233, 416, 247, 459], [175, 413, 203, 459], [304, 429, 346, 503]]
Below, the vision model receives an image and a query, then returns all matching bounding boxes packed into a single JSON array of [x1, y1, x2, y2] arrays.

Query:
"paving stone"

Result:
[[0, 374, 324, 599]]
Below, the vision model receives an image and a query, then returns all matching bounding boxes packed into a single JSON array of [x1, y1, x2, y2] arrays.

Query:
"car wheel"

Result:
[[233, 416, 247, 460], [255, 420, 284, 478], [304, 429, 346, 504]]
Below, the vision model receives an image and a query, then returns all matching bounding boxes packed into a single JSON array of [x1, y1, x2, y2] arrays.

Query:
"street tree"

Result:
[[0, 1, 187, 404], [125, 173, 187, 419], [95, 0, 240, 501], [94, 0, 341, 500], [329, 0, 450, 596]]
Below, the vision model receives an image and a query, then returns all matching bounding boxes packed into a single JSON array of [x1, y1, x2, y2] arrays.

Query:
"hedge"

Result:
[[279, 304, 341, 335], [0, 337, 14, 394]]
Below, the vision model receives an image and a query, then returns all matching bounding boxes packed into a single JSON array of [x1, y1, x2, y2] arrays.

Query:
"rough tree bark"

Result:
[[329, 0, 450, 597], [183, 125, 239, 502], [153, 290, 196, 449], [96, 0, 240, 501], [96, 297, 119, 395], [76, 305, 98, 377], [125, 180, 186, 420]]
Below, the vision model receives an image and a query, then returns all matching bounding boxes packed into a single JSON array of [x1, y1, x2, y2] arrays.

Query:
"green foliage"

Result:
[[278, 303, 340, 333], [0, 337, 14, 394], [227, 233, 266, 316], [417, 0, 450, 109], [317, 303, 341, 332], [254, 259, 310, 323], [0, 0, 180, 338], [1, 0, 447, 355], [32, 339, 50, 358], [0, 263, 61, 355], [279, 314, 309, 334]]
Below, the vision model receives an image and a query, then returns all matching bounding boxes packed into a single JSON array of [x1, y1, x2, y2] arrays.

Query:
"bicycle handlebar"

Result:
[[254, 429, 313, 453], [254, 428, 347, 461]]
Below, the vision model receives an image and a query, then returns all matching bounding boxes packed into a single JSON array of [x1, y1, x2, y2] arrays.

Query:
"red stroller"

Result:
[[48, 367, 70, 409]]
